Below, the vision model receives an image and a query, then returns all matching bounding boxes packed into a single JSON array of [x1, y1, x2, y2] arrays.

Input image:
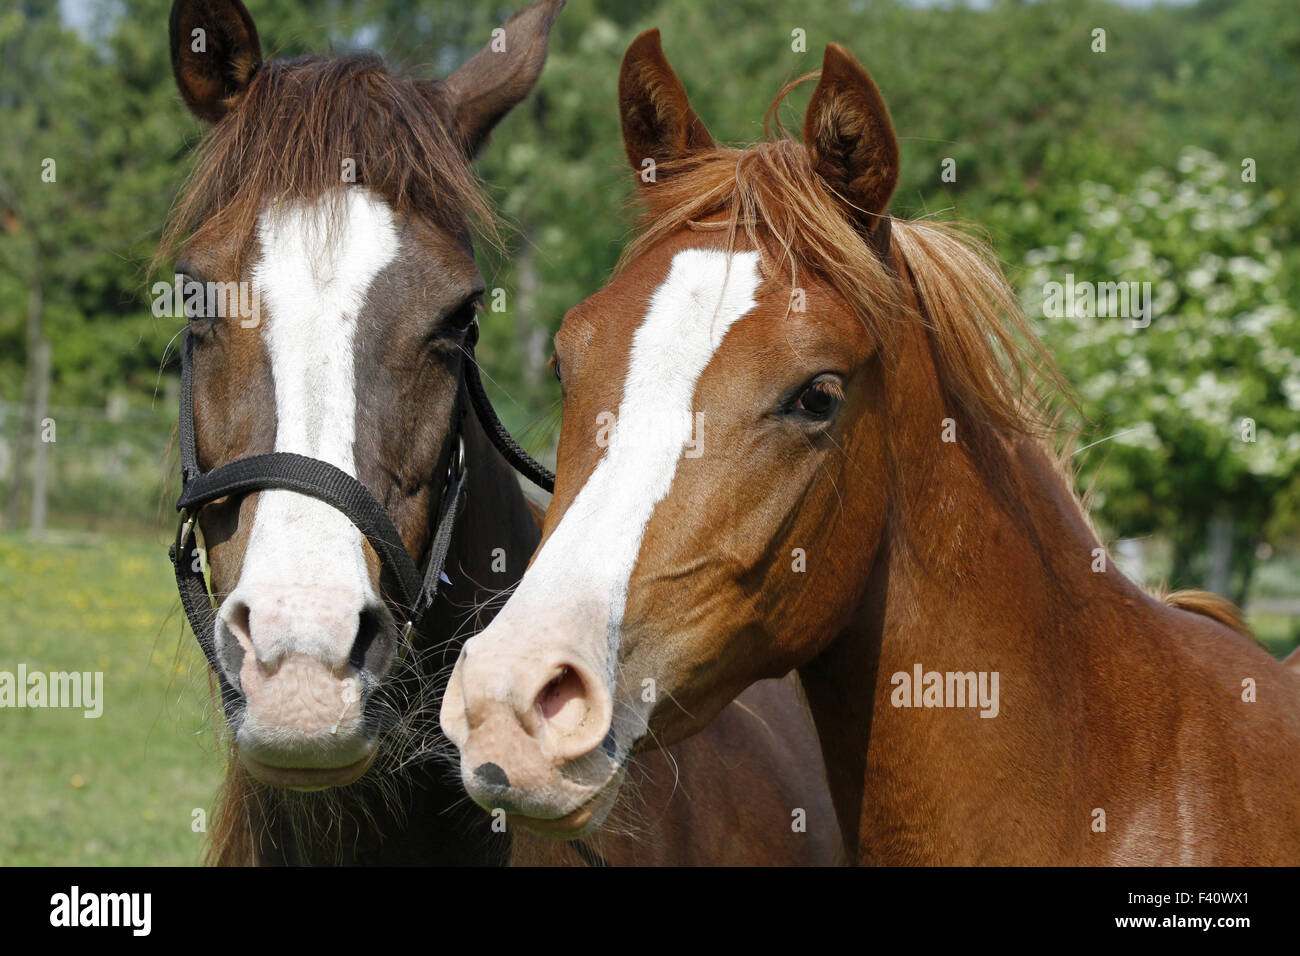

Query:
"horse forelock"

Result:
[[155, 53, 498, 278], [612, 115, 1105, 576], [619, 115, 1075, 444]]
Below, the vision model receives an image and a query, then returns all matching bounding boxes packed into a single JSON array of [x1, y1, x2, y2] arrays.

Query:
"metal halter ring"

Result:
[[175, 507, 194, 556], [450, 434, 466, 480]]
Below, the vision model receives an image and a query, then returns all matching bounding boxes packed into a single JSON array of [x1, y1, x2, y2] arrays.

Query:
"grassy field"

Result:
[[0, 528, 1296, 866], [0, 530, 223, 865]]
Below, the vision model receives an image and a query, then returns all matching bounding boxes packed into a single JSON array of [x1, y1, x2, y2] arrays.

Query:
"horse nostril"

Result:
[[473, 762, 511, 791], [535, 665, 587, 725], [348, 606, 389, 675], [217, 600, 250, 685], [518, 660, 614, 763]]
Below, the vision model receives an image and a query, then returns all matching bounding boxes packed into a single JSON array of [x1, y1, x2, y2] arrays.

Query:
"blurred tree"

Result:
[[1, 0, 114, 525], [1021, 148, 1299, 603], [2, 0, 1296, 585]]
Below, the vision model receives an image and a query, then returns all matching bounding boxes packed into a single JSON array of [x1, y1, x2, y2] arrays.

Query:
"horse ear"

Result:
[[803, 44, 898, 245], [169, 0, 263, 123], [619, 29, 714, 181], [444, 0, 566, 158]]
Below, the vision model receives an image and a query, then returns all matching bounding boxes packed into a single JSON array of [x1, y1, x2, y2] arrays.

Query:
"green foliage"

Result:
[[1023, 148, 1298, 524], [1, 0, 1296, 594]]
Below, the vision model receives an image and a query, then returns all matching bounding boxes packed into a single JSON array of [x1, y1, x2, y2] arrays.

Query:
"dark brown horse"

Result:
[[440, 30, 1300, 864], [162, 0, 838, 864]]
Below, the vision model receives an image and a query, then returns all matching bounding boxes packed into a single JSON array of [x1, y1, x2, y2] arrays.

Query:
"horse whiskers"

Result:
[[448, 580, 520, 635], [245, 768, 409, 865], [200, 614, 485, 862], [244, 687, 469, 864], [153, 327, 187, 405], [202, 580, 523, 856]]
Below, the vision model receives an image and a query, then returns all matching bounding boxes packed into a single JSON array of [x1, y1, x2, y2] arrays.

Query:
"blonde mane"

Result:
[[621, 127, 1071, 438]]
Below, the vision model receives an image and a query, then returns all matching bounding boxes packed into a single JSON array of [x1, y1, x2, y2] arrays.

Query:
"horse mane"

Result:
[[207, 752, 258, 866], [616, 94, 1269, 646], [620, 88, 1071, 438], [1157, 588, 1256, 641], [155, 53, 497, 275]]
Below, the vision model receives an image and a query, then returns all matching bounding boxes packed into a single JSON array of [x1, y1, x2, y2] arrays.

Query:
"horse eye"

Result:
[[180, 274, 210, 323], [550, 353, 562, 385], [444, 295, 481, 332], [789, 376, 843, 420]]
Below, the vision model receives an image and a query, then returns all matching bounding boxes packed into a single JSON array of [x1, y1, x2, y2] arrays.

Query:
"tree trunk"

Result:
[[6, 260, 41, 530], [1230, 523, 1258, 610], [29, 336, 51, 539], [514, 234, 548, 391], [1205, 514, 1233, 598], [1170, 518, 1204, 592]]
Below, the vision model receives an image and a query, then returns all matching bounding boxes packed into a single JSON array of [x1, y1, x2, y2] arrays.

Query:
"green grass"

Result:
[[0, 529, 223, 865], [0, 528, 1295, 866]]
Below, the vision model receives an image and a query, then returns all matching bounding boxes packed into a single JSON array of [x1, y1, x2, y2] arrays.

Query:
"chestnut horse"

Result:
[[440, 30, 1300, 864], [162, 0, 838, 864]]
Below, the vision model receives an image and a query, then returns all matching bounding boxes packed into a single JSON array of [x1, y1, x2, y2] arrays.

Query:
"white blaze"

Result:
[[226, 189, 399, 665], [469, 248, 762, 749]]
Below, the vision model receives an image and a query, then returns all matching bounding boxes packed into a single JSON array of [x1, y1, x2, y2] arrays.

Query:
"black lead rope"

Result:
[[462, 319, 555, 494]]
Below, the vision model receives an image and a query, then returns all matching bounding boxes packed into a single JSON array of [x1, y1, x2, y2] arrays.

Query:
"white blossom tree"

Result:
[[1021, 148, 1300, 602]]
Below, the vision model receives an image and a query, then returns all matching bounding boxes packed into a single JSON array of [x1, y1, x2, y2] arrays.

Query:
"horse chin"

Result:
[[238, 748, 377, 791], [505, 769, 624, 840]]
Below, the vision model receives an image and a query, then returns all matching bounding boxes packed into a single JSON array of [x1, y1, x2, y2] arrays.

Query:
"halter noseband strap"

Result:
[[169, 317, 553, 711]]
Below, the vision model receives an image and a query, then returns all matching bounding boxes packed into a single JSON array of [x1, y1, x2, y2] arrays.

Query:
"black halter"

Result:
[[168, 317, 555, 714]]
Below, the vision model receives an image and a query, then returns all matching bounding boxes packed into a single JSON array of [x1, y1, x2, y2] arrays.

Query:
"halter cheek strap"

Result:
[[169, 317, 552, 715]]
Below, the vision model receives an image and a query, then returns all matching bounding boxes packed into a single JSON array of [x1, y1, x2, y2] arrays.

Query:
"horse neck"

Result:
[[429, 395, 545, 652], [797, 316, 1155, 863]]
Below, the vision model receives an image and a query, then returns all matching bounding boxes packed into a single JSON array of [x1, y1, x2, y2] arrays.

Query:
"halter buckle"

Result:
[[176, 508, 195, 557]]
